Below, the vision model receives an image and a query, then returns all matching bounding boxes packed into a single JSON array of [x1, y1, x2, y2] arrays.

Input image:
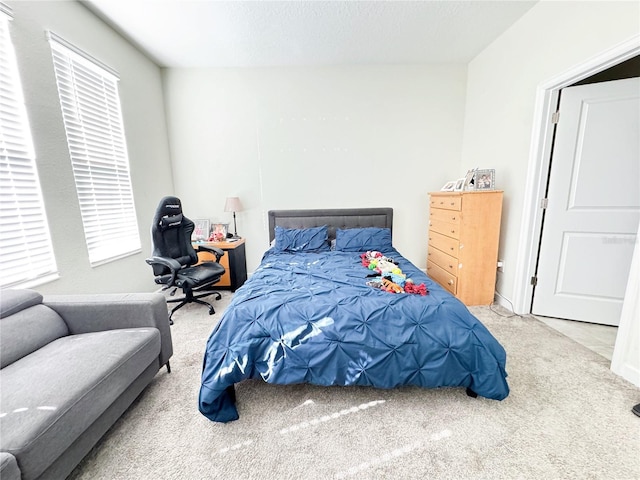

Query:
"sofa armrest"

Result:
[[43, 293, 173, 369], [0, 452, 21, 480]]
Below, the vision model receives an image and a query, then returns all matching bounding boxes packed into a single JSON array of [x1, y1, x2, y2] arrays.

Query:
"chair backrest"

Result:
[[150, 196, 199, 276]]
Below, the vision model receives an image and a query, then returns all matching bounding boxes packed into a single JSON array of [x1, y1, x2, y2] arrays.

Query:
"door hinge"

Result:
[[531, 276, 538, 286], [552, 110, 560, 124], [540, 197, 548, 209]]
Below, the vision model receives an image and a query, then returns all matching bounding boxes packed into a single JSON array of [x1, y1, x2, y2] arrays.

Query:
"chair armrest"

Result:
[[196, 245, 225, 262], [44, 293, 173, 368], [146, 256, 182, 271], [145, 256, 183, 285]]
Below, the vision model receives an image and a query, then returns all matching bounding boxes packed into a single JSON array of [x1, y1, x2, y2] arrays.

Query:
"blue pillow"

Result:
[[274, 225, 330, 252], [334, 227, 393, 252]]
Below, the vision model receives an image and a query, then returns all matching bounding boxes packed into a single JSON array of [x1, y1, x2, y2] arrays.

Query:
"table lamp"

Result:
[[224, 197, 243, 239]]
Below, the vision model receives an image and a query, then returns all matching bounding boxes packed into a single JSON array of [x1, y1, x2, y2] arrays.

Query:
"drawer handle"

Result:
[[451, 229, 456, 234], [440, 201, 444, 205], [449, 265, 453, 269], [448, 280, 454, 285], [450, 247, 454, 251], [450, 202, 455, 206], [451, 216, 456, 221]]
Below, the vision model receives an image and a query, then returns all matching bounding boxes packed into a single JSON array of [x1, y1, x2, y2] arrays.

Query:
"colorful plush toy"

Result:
[[381, 277, 403, 293], [404, 279, 427, 296], [361, 251, 383, 268], [361, 251, 427, 295], [388, 272, 406, 286], [361, 251, 398, 275]]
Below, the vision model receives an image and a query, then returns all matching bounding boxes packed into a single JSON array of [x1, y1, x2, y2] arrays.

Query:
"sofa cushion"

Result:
[[0, 299, 69, 368], [0, 327, 161, 480]]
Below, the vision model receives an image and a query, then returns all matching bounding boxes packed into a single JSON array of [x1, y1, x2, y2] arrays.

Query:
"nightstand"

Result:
[[195, 238, 247, 291]]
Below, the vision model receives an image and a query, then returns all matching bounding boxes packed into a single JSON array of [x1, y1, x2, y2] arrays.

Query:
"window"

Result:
[[49, 33, 141, 266], [0, 6, 58, 288]]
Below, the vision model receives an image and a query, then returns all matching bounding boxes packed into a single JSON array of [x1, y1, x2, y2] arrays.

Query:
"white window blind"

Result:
[[0, 7, 58, 288], [49, 33, 141, 266]]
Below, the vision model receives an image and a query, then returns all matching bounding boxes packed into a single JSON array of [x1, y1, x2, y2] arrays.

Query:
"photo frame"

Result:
[[441, 180, 456, 191], [210, 223, 229, 242], [463, 168, 477, 190], [454, 177, 466, 191], [192, 219, 210, 241], [473, 169, 495, 190]]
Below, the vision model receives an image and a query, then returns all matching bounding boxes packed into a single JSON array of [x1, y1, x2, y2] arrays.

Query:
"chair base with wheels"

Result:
[[165, 285, 222, 324]]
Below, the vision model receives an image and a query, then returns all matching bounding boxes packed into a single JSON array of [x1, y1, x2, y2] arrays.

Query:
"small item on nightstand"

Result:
[[228, 238, 238, 243]]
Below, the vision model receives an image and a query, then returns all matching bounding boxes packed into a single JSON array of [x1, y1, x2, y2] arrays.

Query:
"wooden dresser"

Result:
[[427, 190, 503, 305]]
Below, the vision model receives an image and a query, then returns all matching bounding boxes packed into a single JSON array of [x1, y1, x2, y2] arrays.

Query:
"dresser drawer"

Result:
[[427, 260, 457, 295], [429, 218, 461, 239], [429, 208, 461, 224], [430, 195, 462, 211], [428, 230, 459, 256], [427, 247, 459, 276]]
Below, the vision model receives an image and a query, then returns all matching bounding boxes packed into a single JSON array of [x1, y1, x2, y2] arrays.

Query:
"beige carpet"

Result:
[[69, 292, 640, 479]]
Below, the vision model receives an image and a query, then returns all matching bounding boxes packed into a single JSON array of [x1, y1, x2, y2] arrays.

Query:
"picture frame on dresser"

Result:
[[473, 169, 495, 190], [441, 180, 456, 191], [210, 223, 229, 242], [192, 219, 210, 241], [463, 168, 477, 190], [454, 178, 466, 191]]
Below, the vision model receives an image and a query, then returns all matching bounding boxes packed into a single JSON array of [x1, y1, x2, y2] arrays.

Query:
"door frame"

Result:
[[511, 34, 640, 314]]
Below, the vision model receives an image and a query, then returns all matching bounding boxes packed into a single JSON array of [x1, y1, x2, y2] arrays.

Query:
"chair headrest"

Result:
[[155, 196, 184, 231], [158, 196, 182, 216]]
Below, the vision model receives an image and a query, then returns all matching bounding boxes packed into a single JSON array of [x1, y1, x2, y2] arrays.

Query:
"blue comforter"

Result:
[[199, 248, 509, 422]]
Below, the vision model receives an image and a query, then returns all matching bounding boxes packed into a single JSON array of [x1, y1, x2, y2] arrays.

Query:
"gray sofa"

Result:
[[0, 289, 173, 480]]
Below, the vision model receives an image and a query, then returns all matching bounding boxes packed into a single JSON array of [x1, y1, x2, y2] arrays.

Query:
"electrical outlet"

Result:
[[497, 260, 504, 272]]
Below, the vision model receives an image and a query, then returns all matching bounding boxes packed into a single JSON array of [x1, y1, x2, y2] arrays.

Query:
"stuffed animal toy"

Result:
[[387, 272, 406, 286], [361, 251, 427, 295], [404, 279, 427, 296], [381, 277, 403, 293], [361, 251, 398, 275], [361, 251, 383, 268]]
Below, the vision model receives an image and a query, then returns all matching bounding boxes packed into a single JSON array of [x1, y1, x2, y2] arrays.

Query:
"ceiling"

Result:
[[82, 0, 538, 68]]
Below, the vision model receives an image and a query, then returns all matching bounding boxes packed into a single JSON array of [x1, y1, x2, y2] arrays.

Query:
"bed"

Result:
[[198, 208, 509, 422]]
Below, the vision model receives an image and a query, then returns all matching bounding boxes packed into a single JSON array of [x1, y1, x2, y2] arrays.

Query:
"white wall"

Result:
[[11, 0, 637, 303], [7, 1, 174, 294], [163, 65, 467, 273], [460, 0, 640, 305]]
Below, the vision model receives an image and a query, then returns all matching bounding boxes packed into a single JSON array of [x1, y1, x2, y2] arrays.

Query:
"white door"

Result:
[[532, 77, 640, 326]]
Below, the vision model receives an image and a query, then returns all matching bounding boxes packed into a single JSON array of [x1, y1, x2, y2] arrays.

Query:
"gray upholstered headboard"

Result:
[[268, 208, 393, 243]]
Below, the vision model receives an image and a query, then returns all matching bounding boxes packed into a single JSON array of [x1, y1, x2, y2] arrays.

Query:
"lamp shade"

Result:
[[224, 197, 243, 213]]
